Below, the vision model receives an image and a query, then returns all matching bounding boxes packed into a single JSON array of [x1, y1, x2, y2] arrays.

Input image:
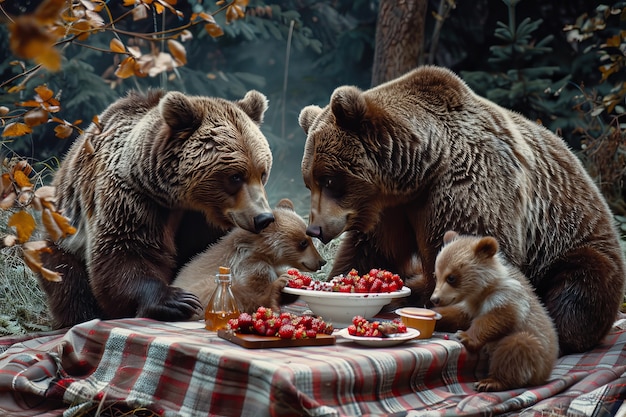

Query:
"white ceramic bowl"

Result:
[[282, 286, 411, 328]]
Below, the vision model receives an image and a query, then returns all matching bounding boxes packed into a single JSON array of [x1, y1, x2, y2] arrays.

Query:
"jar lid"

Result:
[[219, 266, 230, 274], [397, 307, 437, 318]]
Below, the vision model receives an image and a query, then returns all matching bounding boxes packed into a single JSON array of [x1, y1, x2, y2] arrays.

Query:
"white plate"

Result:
[[336, 327, 420, 347]]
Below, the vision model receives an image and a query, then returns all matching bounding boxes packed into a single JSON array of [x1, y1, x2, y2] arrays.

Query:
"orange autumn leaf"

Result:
[[2, 122, 33, 137], [52, 210, 76, 237], [34, 0, 66, 25], [110, 38, 126, 53], [13, 170, 32, 188], [8, 210, 36, 243], [12, 160, 33, 176], [23, 240, 62, 282], [34, 85, 54, 101], [1, 172, 12, 194], [23, 108, 49, 127], [167, 39, 186, 65], [42, 208, 63, 241], [54, 123, 73, 138], [35, 45, 62, 72], [115, 56, 137, 78], [205, 22, 224, 38]]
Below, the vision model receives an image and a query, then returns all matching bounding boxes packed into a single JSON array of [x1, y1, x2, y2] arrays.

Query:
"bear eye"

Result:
[[261, 171, 268, 184], [446, 274, 457, 285], [229, 173, 243, 185], [321, 177, 334, 190], [299, 239, 309, 250]]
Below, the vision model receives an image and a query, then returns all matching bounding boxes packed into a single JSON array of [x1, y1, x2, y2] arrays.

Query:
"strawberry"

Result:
[[305, 328, 318, 338], [227, 318, 239, 331], [237, 312, 253, 331], [253, 319, 266, 335], [289, 277, 304, 288], [278, 324, 295, 339]]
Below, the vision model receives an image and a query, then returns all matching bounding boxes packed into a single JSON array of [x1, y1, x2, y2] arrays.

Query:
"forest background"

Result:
[[0, 0, 625, 335]]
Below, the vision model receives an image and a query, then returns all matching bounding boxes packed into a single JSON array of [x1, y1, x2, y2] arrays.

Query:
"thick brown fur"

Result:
[[39, 89, 275, 328], [173, 198, 326, 318], [432, 231, 558, 391], [298, 65, 626, 354]]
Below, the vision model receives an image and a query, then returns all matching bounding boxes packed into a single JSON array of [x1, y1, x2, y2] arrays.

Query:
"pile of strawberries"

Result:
[[286, 268, 404, 293], [227, 306, 333, 339], [347, 316, 407, 337]]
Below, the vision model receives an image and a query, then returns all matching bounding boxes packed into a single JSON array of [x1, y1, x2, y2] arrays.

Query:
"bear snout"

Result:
[[253, 212, 275, 233], [306, 224, 321, 237]]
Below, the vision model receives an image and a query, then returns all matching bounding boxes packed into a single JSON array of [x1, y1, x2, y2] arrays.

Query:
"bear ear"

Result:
[[443, 230, 459, 245], [160, 91, 203, 134], [275, 198, 295, 211], [330, 85, 368, 132], [475, 236, 498, 259], [298, 105, 323, 134], [235, 90, 268, 126]]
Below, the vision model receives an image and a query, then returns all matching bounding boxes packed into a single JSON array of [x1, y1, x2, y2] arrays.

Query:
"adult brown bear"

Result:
[[39, 89, 275, 328], [298, 65, 626, 355]]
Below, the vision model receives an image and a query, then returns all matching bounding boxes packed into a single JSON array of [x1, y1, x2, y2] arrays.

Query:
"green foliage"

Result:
[[460, 0, 575, 135]]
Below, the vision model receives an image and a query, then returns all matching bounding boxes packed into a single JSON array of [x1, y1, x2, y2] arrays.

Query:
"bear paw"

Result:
[[475, 378, 506, 392], [137, 286, 203, 322], [456, 330, 480, 352]]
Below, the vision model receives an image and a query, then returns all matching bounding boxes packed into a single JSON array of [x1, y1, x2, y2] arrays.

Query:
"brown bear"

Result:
[[297, 65, 626, 355], [173, 198, 326, 318], [38, 89, 275, 328], [431, 231, 558, 391]]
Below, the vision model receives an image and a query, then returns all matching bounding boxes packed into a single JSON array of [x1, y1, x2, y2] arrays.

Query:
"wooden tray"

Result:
[[217, 329, 335, 349]]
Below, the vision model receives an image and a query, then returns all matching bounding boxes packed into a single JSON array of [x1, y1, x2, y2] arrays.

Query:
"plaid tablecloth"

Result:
[[0, 315, 625, 417]]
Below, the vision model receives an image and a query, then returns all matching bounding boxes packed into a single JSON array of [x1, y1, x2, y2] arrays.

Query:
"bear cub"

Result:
[[431, 231, 558, 392], [173, 198, 326, 318]]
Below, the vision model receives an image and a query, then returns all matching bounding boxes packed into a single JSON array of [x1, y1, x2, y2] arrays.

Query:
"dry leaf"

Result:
[[167, 39, 187, 65], [115, 56, 137, 78], [54, 123, 73, 138], [23, 240, 62, 282], [0, 192, 17, 209], [110, 38, 125, 53], [34, 85, 54, 101], [2, 122, 33, 137], [205, 22, 224, 38], [13, 160, 33, 176], [13, 170, 32, 188], [34, 185, 56, 201], [17, 189, 34, 206], [34, 0, 66, 25], [24, 108, 49, 127], [8, 210, 36, 242], [52, 210, 76, 237], [42, 208, 63, 241], [2, 173, 14, 194], [35, 45, 62, 71], [2, 234, 18, 248]]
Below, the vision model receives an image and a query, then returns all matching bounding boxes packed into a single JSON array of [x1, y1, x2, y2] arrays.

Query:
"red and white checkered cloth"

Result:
[[1, 316, 625, 416]]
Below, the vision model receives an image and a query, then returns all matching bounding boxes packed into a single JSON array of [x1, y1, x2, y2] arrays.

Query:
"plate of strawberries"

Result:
[[336, 316, 420, 347], [282, 268, 411, 328]]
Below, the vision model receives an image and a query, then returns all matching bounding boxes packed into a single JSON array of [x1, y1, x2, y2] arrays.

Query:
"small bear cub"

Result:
[[431, 231, 558, 392], [173, 199, 326, 318]]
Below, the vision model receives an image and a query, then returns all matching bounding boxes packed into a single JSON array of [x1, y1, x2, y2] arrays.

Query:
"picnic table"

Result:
[[1, 313, 625, 416]]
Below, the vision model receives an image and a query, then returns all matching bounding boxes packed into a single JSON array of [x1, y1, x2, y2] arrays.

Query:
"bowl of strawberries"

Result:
[[282, 268, 411, 328]]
